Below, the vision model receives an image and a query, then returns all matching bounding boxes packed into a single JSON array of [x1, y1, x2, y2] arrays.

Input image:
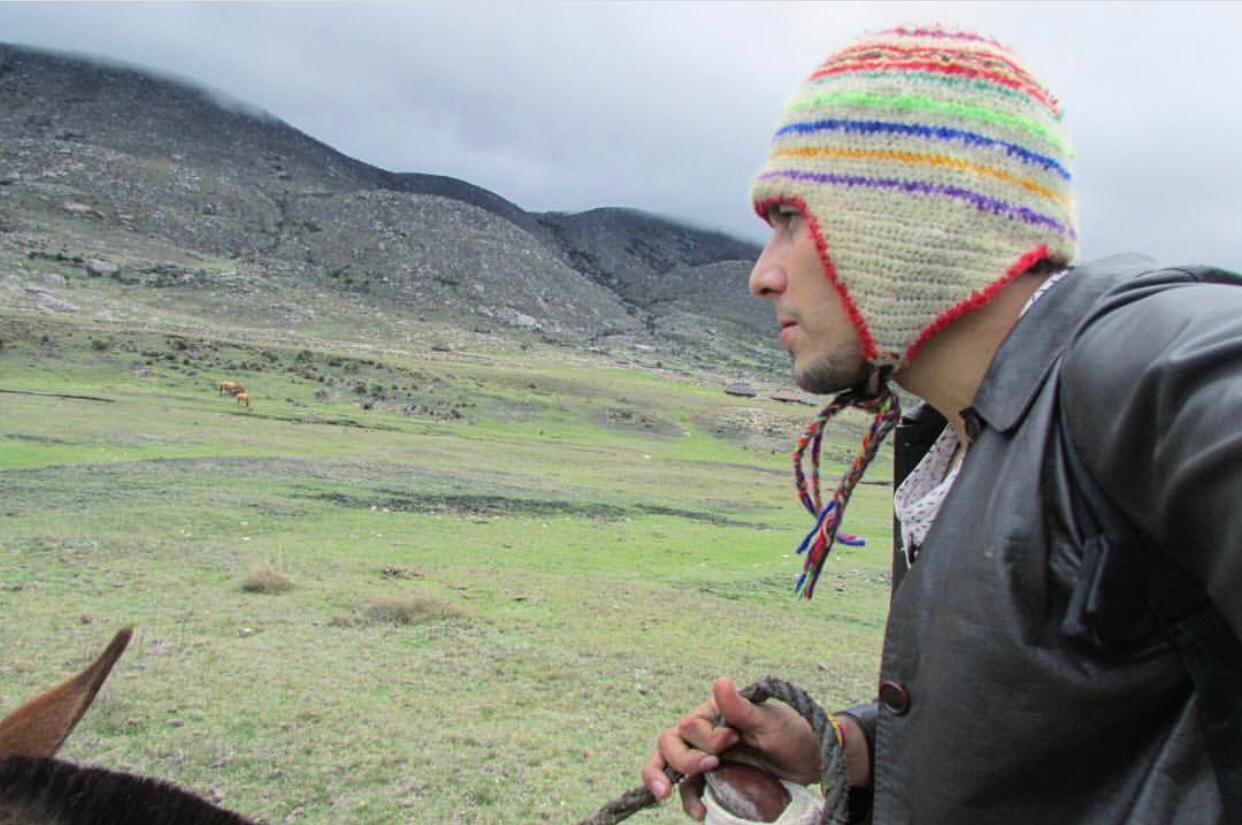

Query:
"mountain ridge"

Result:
[[0, 41, 780, 374]]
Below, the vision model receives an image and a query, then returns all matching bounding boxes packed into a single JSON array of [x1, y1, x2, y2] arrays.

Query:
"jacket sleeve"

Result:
[[1060, 272, 1242, 640]]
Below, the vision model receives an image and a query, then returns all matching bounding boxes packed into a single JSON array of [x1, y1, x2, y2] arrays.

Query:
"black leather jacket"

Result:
[[850, 255, 1242, 823]]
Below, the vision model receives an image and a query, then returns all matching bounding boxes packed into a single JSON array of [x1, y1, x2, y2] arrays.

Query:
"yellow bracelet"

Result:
[[828, 714, 846, 750], [820, 715, 847, 798]]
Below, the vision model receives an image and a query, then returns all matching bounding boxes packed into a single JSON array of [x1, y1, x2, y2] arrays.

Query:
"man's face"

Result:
[[749, 203, 868, 394]]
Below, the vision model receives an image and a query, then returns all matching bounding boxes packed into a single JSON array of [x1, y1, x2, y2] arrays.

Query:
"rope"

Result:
[[577, 678, 849, 825]]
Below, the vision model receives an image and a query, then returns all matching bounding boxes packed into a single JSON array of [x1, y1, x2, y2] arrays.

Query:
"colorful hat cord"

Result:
[[792, 380, 901, 599]]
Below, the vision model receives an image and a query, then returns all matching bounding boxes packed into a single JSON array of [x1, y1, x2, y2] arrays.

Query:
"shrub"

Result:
[[240, 562, 294, 594], [364, 591, 469, 625]]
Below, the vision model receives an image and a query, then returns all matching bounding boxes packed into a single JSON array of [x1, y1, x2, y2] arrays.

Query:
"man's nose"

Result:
[[749, 244, 788, 298]]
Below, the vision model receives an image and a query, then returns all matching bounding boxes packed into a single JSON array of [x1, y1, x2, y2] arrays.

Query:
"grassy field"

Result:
[[0, 312, 893, 824]]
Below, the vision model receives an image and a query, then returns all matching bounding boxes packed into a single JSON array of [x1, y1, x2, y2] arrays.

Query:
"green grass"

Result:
[[0, 315, 892, 823]]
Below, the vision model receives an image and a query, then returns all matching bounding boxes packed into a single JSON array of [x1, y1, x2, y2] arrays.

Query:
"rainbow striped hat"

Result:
[[758, 27, 1076, 599], [752, 25, 1077, 369]]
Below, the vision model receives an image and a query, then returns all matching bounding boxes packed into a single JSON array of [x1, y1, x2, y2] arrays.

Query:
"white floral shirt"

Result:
[[893, 425, 962, 566]]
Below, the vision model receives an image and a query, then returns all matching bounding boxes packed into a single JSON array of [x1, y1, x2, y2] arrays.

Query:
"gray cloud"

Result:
[[2, 1, 1240, 269]]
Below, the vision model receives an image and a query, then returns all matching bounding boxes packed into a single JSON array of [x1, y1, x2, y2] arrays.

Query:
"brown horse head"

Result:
[[0, 629, 256, 825]]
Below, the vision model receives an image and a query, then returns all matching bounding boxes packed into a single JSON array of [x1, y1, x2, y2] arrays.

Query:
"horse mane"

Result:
[[0, 755, 256, 825]]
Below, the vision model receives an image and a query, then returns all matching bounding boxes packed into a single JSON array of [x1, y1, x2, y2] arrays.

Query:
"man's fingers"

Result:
[[641, 750, 673, 799], [679, 773, 708, 821], [641, 729, 716, 799], [656, 728, 721, 776], [677, 712, 740, 755], [640, 679, 746, 807]]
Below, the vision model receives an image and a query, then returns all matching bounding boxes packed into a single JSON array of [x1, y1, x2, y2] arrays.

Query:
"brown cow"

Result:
[[218, 381, 244, 396], [0, 628, 255, 824], [235, 391, 251, 409]]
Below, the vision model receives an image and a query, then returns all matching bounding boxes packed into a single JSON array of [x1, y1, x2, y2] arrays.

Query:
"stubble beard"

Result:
[[793, 348, 870, 395]]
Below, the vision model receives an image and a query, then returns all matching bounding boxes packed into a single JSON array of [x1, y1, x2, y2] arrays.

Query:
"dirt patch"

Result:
[[691, 573, 799, 602], [312, 491, 628, 520], [689, 567, 891, 603], [633, 504, 769, 529], [380, 564, 423, 580], [4, 432, 74, 445], [694, 405, 888, 459], [229, 411, 403, 431], [695, 406, 809, 453], [311, 491, 772, 528], [601, 404, 681, 438], [0, 388, 114, 403]]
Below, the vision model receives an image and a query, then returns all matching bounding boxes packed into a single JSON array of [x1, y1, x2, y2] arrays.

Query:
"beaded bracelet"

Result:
[[828, 713, 847, 751], [819, 714, 848, 800], [819, 710, 849, 800]]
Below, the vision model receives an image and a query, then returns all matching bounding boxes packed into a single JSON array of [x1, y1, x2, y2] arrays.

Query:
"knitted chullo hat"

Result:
[[753, 26, 1077, 598]]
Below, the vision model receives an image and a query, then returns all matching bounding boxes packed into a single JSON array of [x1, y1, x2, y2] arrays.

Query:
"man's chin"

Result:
[[793, 356, 867, 395]]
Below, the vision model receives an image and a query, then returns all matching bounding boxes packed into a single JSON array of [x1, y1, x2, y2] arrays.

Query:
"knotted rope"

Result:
[[578, 678, 848, 825]]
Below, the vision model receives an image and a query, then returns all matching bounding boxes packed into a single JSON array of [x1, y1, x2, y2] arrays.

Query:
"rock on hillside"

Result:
[[0, 42, 772, 366]]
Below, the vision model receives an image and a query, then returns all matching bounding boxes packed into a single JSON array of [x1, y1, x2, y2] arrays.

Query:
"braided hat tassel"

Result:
[[792, 383, 901, 599]]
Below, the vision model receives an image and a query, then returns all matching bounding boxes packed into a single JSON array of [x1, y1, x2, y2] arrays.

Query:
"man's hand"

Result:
[[641, 676, 824, 821]]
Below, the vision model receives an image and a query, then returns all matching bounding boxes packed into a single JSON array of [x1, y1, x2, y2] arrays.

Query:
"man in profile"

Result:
[[644, 25, 1242, 823]]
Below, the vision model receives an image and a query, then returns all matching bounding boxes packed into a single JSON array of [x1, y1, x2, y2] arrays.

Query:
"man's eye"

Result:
[[767, 204, 799, 227]]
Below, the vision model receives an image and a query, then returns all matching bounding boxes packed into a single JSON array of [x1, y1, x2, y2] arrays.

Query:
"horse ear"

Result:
[[0, 627, 133, 758]]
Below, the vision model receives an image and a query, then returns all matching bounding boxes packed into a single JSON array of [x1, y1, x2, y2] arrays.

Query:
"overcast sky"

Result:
[[3, 1, 1241, 269]]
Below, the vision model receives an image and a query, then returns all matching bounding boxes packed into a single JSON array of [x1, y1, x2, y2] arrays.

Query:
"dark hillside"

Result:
[[540, 207, 760, 303], [0, 42, 776, 371]]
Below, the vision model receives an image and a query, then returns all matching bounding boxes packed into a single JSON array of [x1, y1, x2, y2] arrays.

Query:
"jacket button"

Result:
[[878, 680, 911, 716]]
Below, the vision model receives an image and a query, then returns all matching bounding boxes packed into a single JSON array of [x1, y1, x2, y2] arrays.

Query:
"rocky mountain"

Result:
[[0, 42, 779, 371]]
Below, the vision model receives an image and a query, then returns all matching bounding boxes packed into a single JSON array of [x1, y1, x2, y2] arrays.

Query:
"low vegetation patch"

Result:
[[361, 590, 472, 626], [379, 564, 423, 580], [240, 561, 295, 594]]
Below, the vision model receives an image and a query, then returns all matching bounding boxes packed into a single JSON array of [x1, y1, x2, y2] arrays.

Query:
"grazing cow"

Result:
[[235, 392, 251, 409], [217, 381, 244, 396], [0, 628, 256, 825]]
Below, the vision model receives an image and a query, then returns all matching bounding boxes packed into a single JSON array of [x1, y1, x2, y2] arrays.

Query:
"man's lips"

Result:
[[779, 319, 797, 348]]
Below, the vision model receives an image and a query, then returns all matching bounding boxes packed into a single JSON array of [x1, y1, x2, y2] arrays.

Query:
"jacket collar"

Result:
[[968, 254, 1157, 434]]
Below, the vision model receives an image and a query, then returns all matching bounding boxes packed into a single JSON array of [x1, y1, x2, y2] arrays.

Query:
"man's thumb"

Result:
[[713, 676, 760, 732]]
